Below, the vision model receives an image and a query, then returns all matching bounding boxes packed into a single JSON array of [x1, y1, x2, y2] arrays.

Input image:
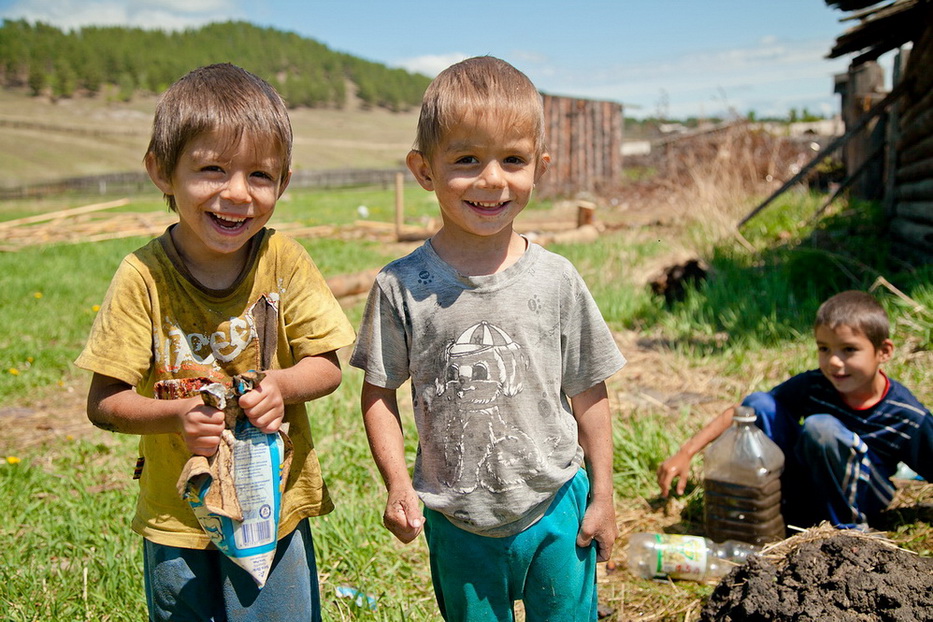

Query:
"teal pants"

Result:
[[423, 469, 597, 622]]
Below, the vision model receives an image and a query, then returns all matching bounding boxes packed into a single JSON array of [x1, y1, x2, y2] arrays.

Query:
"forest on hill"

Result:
[[0, 19, 432, 111]]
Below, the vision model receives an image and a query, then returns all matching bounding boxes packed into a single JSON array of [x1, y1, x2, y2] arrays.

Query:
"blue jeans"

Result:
[[423, 468, 597, 622], [143, 518, 321, 622], [743, 392, 894, 528]]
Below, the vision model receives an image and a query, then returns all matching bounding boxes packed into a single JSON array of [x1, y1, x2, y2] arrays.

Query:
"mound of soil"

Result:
[[700, 531, 933, 622]]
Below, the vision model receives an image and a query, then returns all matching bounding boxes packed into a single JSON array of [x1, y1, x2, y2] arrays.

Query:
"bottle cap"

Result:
[[733, 405, 756, 423]]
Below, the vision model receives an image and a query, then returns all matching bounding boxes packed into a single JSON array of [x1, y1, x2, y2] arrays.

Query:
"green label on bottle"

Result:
[[653, 534, 708, 580]]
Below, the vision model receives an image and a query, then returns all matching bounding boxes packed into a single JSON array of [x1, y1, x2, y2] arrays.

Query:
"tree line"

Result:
[[0, 19, 432, 111]]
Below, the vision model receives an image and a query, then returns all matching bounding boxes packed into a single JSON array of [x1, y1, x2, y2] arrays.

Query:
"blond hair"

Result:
[[413, 56, 546, 163], [146, 63, 292, 211]]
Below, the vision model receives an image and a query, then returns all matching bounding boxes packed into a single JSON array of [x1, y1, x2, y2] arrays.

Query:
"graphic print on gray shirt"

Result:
[[351, 240, 626, 537]]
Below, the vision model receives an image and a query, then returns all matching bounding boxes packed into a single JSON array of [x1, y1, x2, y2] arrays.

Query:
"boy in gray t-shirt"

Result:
[[350, 56, 625, 621]]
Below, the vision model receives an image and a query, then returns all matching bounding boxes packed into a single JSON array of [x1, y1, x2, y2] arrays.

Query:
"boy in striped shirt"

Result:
[[659, 290, 931, 530]]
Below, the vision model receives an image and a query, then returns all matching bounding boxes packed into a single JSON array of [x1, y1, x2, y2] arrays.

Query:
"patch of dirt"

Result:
[[700, 529, 933, 622], [0, 376, 104, 456]]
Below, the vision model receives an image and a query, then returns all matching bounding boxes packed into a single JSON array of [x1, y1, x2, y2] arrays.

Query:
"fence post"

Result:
[[395, 172, 404, 242]]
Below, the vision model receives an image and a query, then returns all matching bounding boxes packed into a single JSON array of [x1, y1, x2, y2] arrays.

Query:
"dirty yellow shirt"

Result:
[[76, 227, 355, 548]]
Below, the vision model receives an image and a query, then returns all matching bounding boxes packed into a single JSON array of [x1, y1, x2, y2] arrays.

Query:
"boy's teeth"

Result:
[[215, 214, 246, 224]]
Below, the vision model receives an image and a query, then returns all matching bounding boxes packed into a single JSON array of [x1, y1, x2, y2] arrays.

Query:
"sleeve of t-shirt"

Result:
[[74, 256, 155, 388], [349, 272, 411, 390], [278, 239, 356, 360], [559, 266, 626, 398]]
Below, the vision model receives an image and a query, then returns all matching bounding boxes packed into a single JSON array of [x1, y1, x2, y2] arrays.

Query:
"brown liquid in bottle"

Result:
[[703, 406, 786, 546], [703, 477, 784, 545]]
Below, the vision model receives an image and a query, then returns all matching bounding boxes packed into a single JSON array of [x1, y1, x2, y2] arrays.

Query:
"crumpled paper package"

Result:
[[159, 372, 293, 587]]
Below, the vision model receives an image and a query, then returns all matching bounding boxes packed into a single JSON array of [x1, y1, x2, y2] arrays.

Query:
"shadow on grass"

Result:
[[651, 199, 931, 355]]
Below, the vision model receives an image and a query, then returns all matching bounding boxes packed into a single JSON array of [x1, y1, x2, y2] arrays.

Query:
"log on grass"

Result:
[[325, 268, 381, 299]]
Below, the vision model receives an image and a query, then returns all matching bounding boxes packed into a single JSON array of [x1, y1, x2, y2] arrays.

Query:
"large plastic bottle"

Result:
[[626, 533, 759, 581], [703, 405, 785, 545]]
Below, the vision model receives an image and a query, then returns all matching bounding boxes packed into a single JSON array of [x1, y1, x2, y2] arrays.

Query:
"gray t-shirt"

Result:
[[350, 239, 626, 537]]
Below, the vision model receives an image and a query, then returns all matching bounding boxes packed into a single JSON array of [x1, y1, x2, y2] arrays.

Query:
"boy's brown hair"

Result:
[[413, 56, 547, 163], [814, 290, 890, 348], [146, 63, 292, 211]]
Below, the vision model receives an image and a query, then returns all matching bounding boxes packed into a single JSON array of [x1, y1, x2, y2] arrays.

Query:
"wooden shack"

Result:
[[538, 94, 624, 197], [826, 0, 933, 261]]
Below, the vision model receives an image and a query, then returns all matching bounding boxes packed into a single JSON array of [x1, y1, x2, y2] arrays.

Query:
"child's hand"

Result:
[[657, 452, 691, 497], [577, 498, 618, 562], [238, 375, 285, 434], [383, 486, 424, 544], [180, 398, 225, 456]]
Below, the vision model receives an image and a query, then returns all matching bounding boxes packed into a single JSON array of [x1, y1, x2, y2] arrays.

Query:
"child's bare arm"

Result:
[[239, 351, 343, 433], [86, 372, 225, 456], [361, 380, 424, 543], [657, 406, 737, 497], [572, 381, 618, 562]]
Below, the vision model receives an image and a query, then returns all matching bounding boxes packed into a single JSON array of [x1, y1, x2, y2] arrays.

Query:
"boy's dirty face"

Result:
[[148, 130, 289, 262], [815, 323, 893, 403], [409, 112, 547, 241]]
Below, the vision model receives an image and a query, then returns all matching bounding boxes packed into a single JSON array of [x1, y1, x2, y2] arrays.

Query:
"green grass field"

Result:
[[1, 174, 931, 620]]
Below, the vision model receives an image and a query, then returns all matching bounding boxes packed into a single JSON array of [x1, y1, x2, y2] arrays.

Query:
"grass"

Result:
[[1, 137, 931, 620]]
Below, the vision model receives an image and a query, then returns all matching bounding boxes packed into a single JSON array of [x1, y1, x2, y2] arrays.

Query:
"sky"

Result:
[[0, 0, 892, 120]]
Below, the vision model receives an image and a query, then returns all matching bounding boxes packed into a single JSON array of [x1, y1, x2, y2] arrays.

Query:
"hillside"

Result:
[[0, 86, 420, 189], [0, 20, 431, 111], [0, 19, 431, 189]]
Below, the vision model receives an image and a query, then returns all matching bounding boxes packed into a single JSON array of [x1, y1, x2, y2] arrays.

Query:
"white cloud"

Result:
[[536, 35, 852, 118], [394, 53, 470, 77], [1, 0, 242, 30]]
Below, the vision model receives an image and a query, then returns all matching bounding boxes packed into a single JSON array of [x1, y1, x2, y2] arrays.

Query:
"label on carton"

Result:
[[184, 420, 284, 587]]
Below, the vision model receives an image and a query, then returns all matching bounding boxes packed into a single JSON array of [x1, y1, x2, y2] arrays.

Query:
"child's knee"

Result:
[[799, 414, 847, 448]]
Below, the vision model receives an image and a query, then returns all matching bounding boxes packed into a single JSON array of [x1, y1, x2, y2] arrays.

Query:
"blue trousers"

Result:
[[743, 392, 894, 528], [423, 468, 597, 622], [143, 518, 321, 622]]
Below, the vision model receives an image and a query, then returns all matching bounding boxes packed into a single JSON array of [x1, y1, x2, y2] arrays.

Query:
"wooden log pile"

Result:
[[891, 10, 933, 260], [0, 199, 177, 251]]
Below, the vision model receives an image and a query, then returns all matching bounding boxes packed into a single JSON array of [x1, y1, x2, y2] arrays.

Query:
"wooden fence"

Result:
[[539, 94, 624, 197], [0, 168, 411, 200]]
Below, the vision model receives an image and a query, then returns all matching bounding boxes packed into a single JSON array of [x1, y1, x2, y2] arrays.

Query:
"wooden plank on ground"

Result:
[[0, 198, 131, 229]]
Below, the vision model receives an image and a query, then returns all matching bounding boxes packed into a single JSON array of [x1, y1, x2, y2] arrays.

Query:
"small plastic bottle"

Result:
[[703, 405, 785, 545], [626, 533, 758, 581]]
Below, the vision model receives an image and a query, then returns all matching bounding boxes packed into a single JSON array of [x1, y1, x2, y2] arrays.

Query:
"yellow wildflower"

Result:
[[92, 304, 101, 312], [8, 368, 19, 376], [6, 456, 20, 465], [33, 292, 43, 299]]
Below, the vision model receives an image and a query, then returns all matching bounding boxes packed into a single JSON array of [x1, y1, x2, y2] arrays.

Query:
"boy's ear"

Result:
[[535, 152, 551, 182], [406, 150, 434, 191], [877, 338, 895, 363], [278, 170, 292, 198], [145, 153, 174, 195]]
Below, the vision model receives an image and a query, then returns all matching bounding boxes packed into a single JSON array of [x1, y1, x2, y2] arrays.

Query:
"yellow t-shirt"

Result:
[[76, 227, 355, 548]]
